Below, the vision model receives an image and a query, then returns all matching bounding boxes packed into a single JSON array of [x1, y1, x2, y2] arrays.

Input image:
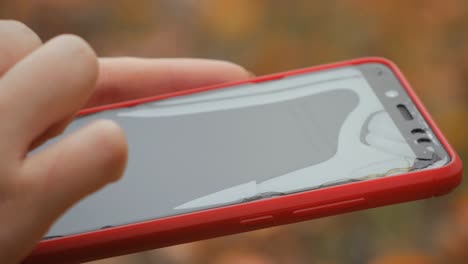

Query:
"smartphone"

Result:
[[26, 57, 462, 263]]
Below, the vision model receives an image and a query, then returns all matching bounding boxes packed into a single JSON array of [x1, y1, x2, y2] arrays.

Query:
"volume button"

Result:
[[293, 198, 366, 217], [240, 215, 274, 226]]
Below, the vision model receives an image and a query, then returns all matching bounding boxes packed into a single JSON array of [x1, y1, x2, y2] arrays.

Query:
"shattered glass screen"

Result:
[[45, 66, 447, 237]]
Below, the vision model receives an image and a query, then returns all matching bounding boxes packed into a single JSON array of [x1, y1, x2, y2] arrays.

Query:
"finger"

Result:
[[0, 35, 98, 155], [22, 119, 127, 222], [0, 20, 42, 76], [28, 115, 74, 150], [86, 58, 253, 107]]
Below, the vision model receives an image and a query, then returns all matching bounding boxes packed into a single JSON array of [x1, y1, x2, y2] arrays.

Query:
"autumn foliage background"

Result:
[[1, 1, 467, 263]]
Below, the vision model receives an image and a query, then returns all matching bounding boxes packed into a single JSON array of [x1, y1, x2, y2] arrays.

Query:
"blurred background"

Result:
[[1, 1, 467, 263]]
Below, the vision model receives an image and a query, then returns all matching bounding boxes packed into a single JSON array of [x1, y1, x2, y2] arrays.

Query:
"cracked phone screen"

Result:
[[44, 67, 448, 237]]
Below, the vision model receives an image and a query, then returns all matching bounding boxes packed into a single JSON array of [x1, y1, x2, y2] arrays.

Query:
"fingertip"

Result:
[[88, 119, 128, 183], [50, 34, 97, 58], [0, 20, 42, 74], [203, 60, 254, 81], [47, 34, 99, 87], [0, 20, 42, 45]]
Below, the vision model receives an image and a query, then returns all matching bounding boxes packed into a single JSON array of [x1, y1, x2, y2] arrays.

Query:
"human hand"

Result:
[[0, 20, 251, 263]]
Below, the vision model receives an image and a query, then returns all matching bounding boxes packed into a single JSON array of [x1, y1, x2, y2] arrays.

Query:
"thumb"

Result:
[[22, 119, 127, 226]]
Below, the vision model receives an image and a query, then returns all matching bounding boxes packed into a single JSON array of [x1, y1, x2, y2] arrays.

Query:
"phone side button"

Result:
[[240, 215, 274, 226], [292, 198, 366, 217]]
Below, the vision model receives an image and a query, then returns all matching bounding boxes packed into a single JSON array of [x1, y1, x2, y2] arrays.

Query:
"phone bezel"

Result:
[[356, 63, 449, 167]]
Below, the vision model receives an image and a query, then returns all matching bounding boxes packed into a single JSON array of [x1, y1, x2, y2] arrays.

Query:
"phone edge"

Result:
[[25, 57, 463, 264]]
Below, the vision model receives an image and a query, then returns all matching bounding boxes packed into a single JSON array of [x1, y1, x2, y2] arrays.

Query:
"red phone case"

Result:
[[24, 57, 463, 264]]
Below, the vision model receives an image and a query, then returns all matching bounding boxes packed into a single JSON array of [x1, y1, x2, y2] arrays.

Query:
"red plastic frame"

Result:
[[24, 57, 463, 263]]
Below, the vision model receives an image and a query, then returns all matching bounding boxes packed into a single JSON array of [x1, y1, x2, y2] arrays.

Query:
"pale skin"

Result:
[[0, 20, 251, 263]]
